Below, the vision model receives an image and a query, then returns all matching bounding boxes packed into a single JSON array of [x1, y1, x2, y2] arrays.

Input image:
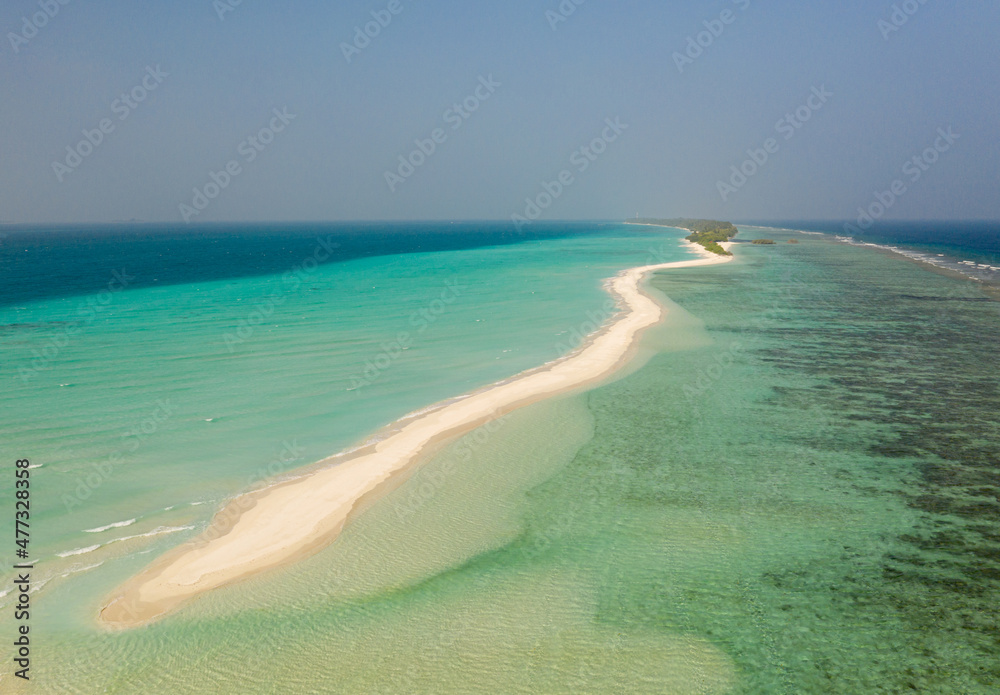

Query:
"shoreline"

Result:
[[624, 220, 735, 257], [832, 234, 1000, 290], [98, 240, 735, 629], [623, 220, 694, 234], [736, 223, 999, 288]]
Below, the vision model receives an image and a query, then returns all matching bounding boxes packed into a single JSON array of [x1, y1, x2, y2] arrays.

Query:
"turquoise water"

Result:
[[2, 224, 999, 692], [0, 224, 689, 629]]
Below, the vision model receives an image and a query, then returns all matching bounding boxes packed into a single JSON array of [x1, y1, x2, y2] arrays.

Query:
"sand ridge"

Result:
[[99, 240, 734, 628]]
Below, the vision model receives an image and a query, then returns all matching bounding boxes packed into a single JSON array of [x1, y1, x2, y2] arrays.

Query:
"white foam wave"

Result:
[[84, 518, 137, 533], [55, 525, 194, 561], [28, 578, 51, 595], [834, 236, 998, 282], [60, 562, 104, 579], [110, 525, 195, 544], [56, 544, 101, 558]]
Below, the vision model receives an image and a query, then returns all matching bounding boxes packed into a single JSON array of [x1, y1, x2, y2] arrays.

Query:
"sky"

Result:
[[1, 0, 998, 225]]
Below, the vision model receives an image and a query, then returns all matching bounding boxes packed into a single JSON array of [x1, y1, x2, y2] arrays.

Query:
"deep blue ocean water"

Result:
[[0, 222, 613, 308], [743, 220, 1000, 276]]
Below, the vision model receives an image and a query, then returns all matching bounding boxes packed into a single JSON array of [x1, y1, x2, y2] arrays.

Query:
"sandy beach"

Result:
[[99, 240, 735, 628]]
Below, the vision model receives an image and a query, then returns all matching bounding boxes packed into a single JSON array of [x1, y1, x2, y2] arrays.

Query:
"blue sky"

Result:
[[1, 0, 997, 224]]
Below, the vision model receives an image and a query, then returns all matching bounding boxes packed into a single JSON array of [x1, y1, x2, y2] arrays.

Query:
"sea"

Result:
[[0, 220, 997, 693]]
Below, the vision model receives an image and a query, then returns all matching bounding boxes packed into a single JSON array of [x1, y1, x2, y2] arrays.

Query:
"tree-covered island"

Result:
[[629, 218, 738, 256]]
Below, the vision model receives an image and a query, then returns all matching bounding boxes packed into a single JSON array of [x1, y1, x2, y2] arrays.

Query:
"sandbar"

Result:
[[99, 239, 734, 628]]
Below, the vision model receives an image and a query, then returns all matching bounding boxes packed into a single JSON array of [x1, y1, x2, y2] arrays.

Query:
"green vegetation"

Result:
[[631, 218, 738, 256], [752, 239, 776, 245], [698, 241, 729, 255]]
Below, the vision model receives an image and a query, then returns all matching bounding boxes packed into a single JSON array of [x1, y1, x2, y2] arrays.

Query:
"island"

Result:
[[631, 218, 738, 256]]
